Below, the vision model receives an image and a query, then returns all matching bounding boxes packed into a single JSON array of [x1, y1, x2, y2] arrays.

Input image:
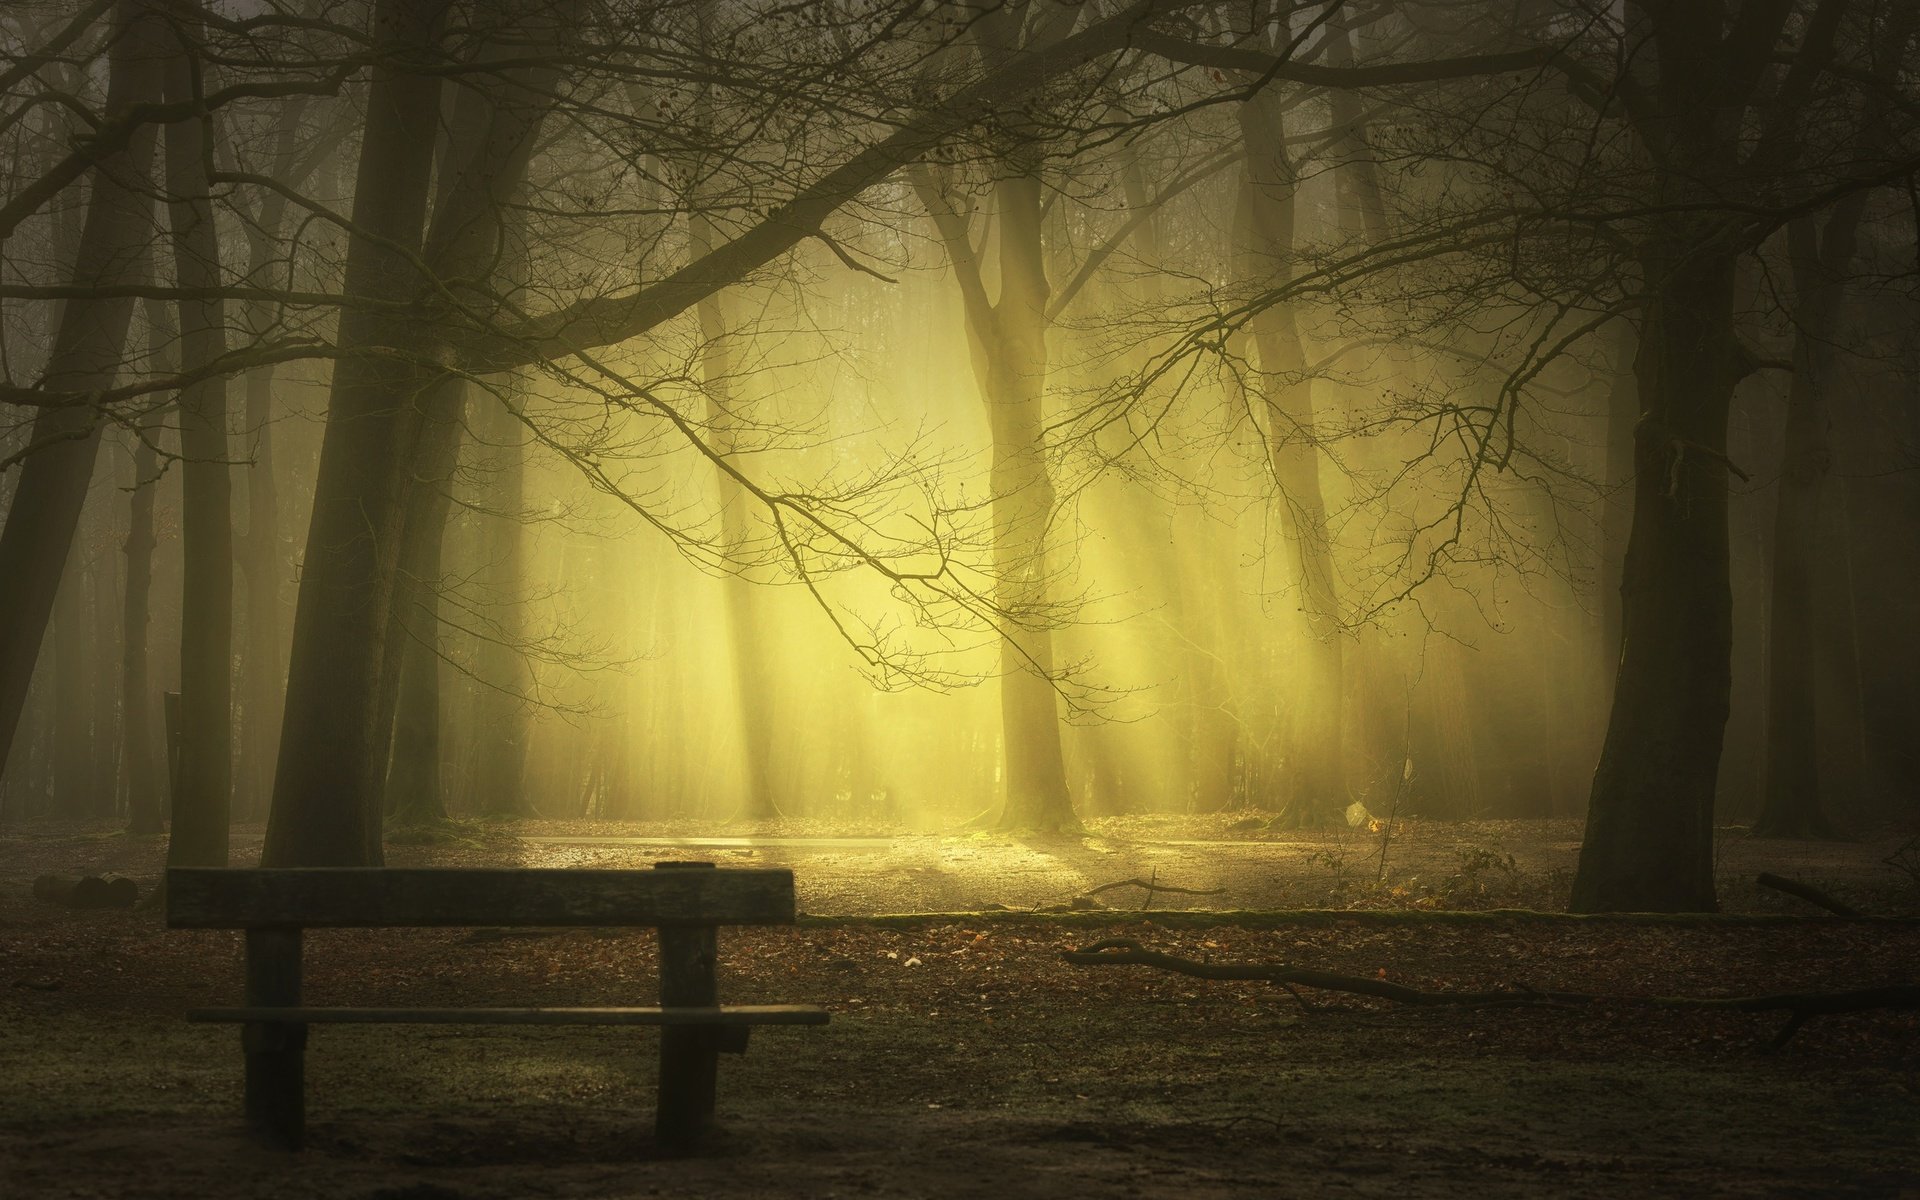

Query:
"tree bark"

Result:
[[1569, 0, 1848, 911], [161, 13, 234, 868], [1572, 244, 1738, 912], [473, 382, 530, 817], [377, 10, 567, 828], [910, 159, 1074, 832], [0, 0, 162, 784], [122, 415, 161, 835], [1599, 322, 1639, 670], [263, 0, 449, 867]]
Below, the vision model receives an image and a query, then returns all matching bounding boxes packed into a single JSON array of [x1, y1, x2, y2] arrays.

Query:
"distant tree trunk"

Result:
[[88, 508, 120, 816], [691, 214, 781, 821], [53, 566, 92, 812], [235, 99, 321, 822], [1236, 89, 1344, 827], [0, 0, 161, 785], [383, 378, 464, 826], [161, 16, 234, 869], [235, 359, 283, 822], [910, 146, 1076, 833], [123, 420, 161, 835], [981, 209, 1076, 832], [1755, 201, 1865, 839], [1117, 152, 1239, 813], [1323, 13, 1389, 245], [473, 385, 530, 817], [264, 0, 449, 867]]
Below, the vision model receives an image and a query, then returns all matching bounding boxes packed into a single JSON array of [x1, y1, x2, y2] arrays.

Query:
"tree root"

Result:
[[1061, 938, 1920, 1047]]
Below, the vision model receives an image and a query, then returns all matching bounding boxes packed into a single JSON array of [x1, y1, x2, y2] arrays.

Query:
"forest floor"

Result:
[[1, 815, 1916, 1198]]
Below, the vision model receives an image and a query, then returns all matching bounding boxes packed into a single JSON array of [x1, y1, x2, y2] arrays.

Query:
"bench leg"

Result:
[[655, 864, 720, 1151], [243, 927, 305, 1150], [243, 1021, 306, 1149], [656, 1023, 718, 1150]]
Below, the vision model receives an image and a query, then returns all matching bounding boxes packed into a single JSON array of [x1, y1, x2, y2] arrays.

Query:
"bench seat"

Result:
[[189, 1004, 831, 1026]]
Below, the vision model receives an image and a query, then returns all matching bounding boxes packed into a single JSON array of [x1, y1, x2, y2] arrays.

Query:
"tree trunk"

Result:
[[236, 360, 283, 822], [1571, 247, 1738, 912], [264, 0, 449, 867], [53, 563, 92, 812], [267, 0, 567, 859], [1755, 202, 1864, 839], [1599, 322, 1638, 672], [984, 172, 1075, 832], [1237, 92, 1344, 826], [233, 99, 316, 823], [473, 384, 530, 817], [122, 420, 161, 836], [161, 15, 234, 868], [1323, 13, 1389, 245], [1117, 152, 1239, 813], [909, 157, 1074, 832], [382, 379, 463, 826], [0, 0, 161, 784], [691, 215, 781, 822], [88, 505, 120, 816]]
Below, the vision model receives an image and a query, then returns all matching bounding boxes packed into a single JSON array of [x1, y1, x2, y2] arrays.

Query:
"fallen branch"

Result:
[[1061, 938, 1589, 1008], [1083, 879, 1227, 899], [1061, 938, 1920, 1046], [1756, 872, 1861, 917]]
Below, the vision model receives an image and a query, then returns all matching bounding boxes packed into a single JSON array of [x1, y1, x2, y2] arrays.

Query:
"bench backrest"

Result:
[[166, 866, 797, 929]]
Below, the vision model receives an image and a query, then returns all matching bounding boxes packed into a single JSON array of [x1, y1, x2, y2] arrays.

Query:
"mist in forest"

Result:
[[1, 0, 1916, 911]]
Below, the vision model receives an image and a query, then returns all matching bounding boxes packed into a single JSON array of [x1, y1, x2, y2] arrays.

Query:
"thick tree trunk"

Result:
[[264, 0, 448, 867], [984, 173, 1074, 832], [161, 17, 234, 868], [985, 340, 1075, 832], [0, 0, 161, 783], [268, 0, 564, 859], [1571, 249, 1738, 912], [1599, 322, 1638, 671]]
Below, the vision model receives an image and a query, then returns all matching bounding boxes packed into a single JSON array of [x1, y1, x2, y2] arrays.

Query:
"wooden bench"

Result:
[[166, 861, 828, 1151]]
